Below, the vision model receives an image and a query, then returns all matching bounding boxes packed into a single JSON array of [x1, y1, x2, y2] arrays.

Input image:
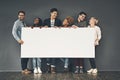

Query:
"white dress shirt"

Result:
[[88, 25, 101, 45]]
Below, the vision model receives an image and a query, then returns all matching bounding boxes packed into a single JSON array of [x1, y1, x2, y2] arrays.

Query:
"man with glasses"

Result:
[[12, 11, 31, 74]]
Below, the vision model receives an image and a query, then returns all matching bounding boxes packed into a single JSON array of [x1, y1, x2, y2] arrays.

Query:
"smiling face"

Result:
[[50, 11, 58, 19], [63, 17, 74, 27], [18, 13, 25, 20], [89, 17, 98, 25], [78, 14, 86, 22], [34, 18, 39, 24], [62, 19, 69, 26]]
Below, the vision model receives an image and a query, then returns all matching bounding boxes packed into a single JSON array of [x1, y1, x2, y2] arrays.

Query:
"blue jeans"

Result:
[[60, 58, 69, 68], [33, 58, 41, 69]]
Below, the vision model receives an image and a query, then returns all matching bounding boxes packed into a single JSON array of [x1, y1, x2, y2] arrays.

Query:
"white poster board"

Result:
[[21, 28, 95, 58]]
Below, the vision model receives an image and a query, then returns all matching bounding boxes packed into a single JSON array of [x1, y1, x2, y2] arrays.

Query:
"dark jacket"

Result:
[[43, 18, 62, 27]]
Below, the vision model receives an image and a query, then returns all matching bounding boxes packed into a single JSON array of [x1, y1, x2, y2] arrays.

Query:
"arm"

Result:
[[97, 27, 102, 41], [95, 27, 102, 45], [12, 22, 20, 41], [71, 25, 79, 28], [12, 22, 24, 44]]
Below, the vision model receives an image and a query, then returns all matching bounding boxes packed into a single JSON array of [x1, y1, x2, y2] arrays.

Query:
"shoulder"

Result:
[[95, 26, 100, 29], [14, 19, 21, 25], [95, 26, 101, 32], [82, 21, 87, 25], [14, 19, 19, 23], [55, 18, 61, 22], [87, 25, 90, 28], [56, 18, 61, 21]]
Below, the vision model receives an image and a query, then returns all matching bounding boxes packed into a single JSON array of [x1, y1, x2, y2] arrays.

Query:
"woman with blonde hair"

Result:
[[87, 17, 101, 74]]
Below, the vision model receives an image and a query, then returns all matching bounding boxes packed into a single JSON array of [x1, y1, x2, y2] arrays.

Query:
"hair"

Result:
[[18, 11, 25, 15], [66, 16, 74, 26], [50, 8, 58, 13], [79, 12, 87, 16], [91, 17, 99, 25], [33, 17, 42, 26], [77, 12, 87, 21]]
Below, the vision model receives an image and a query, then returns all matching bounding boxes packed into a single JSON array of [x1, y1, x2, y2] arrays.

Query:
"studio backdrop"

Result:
[[0, 0, 120, 71]]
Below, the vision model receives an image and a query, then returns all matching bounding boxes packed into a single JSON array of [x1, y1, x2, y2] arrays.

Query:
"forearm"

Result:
[[12, 23, 20, 42], [12, 31, 20, 42]]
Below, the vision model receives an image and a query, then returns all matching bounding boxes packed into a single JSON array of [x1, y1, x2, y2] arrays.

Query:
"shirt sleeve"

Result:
[[12, 22, 20, 42], [97, 27, 102, 40]]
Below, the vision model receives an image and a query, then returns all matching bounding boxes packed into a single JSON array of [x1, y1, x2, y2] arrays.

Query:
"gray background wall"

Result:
[[0, 0, 120, 72]]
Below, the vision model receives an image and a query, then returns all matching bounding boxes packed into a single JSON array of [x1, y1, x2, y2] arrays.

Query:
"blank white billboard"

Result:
[[21, 28, 95, 58]]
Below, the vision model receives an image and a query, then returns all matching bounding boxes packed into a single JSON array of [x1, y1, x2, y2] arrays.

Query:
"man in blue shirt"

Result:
[[12, 11, 31, 74]]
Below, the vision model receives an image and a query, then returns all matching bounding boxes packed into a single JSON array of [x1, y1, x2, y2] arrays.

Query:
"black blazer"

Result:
[[43, 18, 62, 27]]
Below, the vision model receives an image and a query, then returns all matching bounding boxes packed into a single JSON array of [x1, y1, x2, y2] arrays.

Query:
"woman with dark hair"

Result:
[[31, 17, 42, 28], [31, 17, 43, 74], [87, 17, 101, 74]]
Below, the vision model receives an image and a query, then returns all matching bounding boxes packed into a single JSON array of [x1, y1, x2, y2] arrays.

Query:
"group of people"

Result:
[[12, 8, 101, 74]]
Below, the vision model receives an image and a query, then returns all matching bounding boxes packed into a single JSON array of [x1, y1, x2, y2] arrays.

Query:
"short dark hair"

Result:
[[18, 11, 25, 15], [79, 12, 87, 16], [50, 8, 58, 13]]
